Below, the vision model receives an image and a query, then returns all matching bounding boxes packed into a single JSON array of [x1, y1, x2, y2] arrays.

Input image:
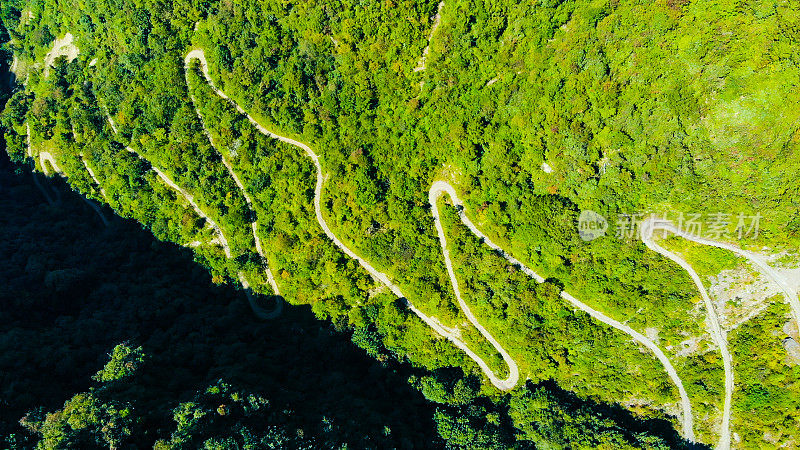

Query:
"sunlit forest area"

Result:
[[1, 0, 799, 447], [0, 102, 685, 449]]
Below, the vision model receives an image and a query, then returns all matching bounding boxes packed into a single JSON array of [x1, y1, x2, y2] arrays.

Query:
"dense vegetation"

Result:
[[2, 0, 798, 446], [0, 147, 691, 448]]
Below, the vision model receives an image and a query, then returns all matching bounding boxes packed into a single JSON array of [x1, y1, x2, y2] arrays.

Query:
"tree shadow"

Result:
[[0, 153, 438, 447]]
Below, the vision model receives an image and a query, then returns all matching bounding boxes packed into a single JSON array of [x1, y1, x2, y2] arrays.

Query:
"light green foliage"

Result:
[[20, 350, 138, 449], [92, 343, 145, 382], [413, 373, 478, 405], [434, 408, 507, 449], [155, 380, 315, 449]]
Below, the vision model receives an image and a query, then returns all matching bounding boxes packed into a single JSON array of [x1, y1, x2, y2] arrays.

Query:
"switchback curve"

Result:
[[433, 181, 695, 440], [185, 48, 519, 390]]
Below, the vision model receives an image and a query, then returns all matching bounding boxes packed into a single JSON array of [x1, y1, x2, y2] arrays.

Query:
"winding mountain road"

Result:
[[183, 51, 701, 433], [641, 217, 732, 449], [16, 24, 795, 445], [182, 56, 281, 298], [432, 182, 695, 439], [185, 48, 519, 390], [19, 43, 698, 436], [15, 39, 702, 439]]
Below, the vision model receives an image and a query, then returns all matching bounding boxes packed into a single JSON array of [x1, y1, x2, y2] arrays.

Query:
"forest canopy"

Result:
[[2, 0, 798, 447]]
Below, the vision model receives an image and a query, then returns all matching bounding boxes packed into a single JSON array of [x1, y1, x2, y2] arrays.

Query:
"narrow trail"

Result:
[[121, 147, 231, 256], [182, 57, 281, 298], [79, 154, 108, 199], [413, 1, 444, 73], [96, 108, 281, 319], [102, 95, 273, 315], [185, 48, 518, 390], [641, 218, 731, 449], [104, 104, 119, 134], [120, 144, 281, 319], [432, 182, 695, 440], [430, 183, 521, 389]]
